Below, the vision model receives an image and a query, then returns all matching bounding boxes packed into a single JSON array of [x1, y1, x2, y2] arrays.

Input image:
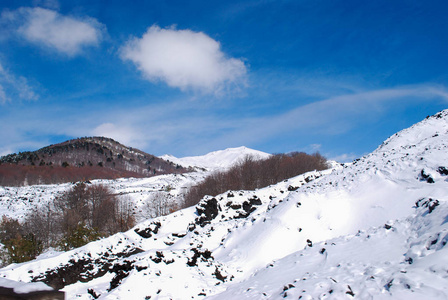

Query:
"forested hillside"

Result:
[[0, 137, 187, 186]]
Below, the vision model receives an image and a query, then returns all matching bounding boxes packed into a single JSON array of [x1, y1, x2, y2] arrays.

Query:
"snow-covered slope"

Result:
[[0, 172, 206, 224], [0, 147, 269, 223], [1, 110, 448, 299], [160, 146, 271, 170], [209, 111, 448, 299]]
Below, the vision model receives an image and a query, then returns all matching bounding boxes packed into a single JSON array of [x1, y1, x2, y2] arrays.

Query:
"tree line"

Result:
[[0, 183, 135, 265], [183, 152, 328, 208]]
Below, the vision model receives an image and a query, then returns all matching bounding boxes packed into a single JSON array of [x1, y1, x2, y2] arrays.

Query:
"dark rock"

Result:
[[415, 198, 439, 213], [213, 267, 227, 282], [196, 198, 220, 227], [32, 248, 143, 290], [88, 288, 100, 299], [108, 260, 134, 291], [437, 166, 448, 176], [419, 169, 435, 183], [230, 204, 242, 210], [187, 248, 213, 267], [134, 221, 162, 238], [346, 285, 355, 297], [172, 232, 187, 238]]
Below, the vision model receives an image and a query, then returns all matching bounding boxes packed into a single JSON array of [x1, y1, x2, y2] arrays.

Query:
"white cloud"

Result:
[[329, 153, 358, 163], [309, 144, 322, 151], [91, 123, 147, 149], [199, 85, 448, 151], [3, 7, 104, 56], [120, 25, 247, 94], [0, 147, 14, 157], [0, 62, 38, 103]]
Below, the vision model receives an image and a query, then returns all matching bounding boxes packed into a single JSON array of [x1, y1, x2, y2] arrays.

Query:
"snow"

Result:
[[0, 172, 206, 223], [1, 110, 448, 299], [160, 146, 271, 170], [0, 277, 53, 294]]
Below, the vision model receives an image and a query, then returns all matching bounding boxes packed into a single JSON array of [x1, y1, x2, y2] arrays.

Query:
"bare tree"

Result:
[[23, 204, 57, 249], [143, 192, 177, 219], [53, 183, 90, 234], [88, 184, 117, 234], [114, 196, 135, 232]]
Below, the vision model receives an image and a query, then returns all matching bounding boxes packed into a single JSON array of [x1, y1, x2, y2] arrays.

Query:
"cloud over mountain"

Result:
[[120, 25, 247, 94]]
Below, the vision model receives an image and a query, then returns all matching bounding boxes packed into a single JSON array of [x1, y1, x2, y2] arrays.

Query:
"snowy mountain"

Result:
[[1, 110, 448, 299], [160, 146, 271, 170]]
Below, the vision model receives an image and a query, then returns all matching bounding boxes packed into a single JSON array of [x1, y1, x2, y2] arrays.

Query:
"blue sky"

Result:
[[1, 0, 447, 161]]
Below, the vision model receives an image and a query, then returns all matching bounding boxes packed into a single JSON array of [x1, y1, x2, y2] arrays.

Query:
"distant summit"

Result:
[[160, 146, 271, 171], [0, 137, 187, 186]]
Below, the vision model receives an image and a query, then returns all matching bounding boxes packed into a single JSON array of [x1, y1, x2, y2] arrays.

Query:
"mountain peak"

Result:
[[0, 136, 187, 185], [376, 109, 448, 153], [161, 146, 271, 170]]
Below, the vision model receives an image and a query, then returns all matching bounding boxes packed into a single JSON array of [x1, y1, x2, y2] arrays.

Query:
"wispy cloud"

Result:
[[0, 62, 38, 104], [2, 84, 447, 157], [84, 85, 448, 155], [328, 153, 358, 163], [32, 0, 60, 10], [91, 123, 148, 150], [120, 25, 247, 94], [196, 85, 448, 151], [308, 144, 322, 152], [1, 7, 105, 57]]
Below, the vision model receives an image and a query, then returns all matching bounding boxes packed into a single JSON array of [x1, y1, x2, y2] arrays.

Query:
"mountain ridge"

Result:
[[0, 136, 187, 186]]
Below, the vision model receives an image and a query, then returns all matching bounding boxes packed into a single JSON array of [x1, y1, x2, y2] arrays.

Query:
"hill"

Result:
[[1, 110, 448, 299], [0, 137, 187, 186]]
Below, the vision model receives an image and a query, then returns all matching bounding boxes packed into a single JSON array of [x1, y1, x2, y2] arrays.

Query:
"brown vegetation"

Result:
[[183, 152, 328, 208], [0, 183, 135, 264], [0, 137, 188, 186]]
